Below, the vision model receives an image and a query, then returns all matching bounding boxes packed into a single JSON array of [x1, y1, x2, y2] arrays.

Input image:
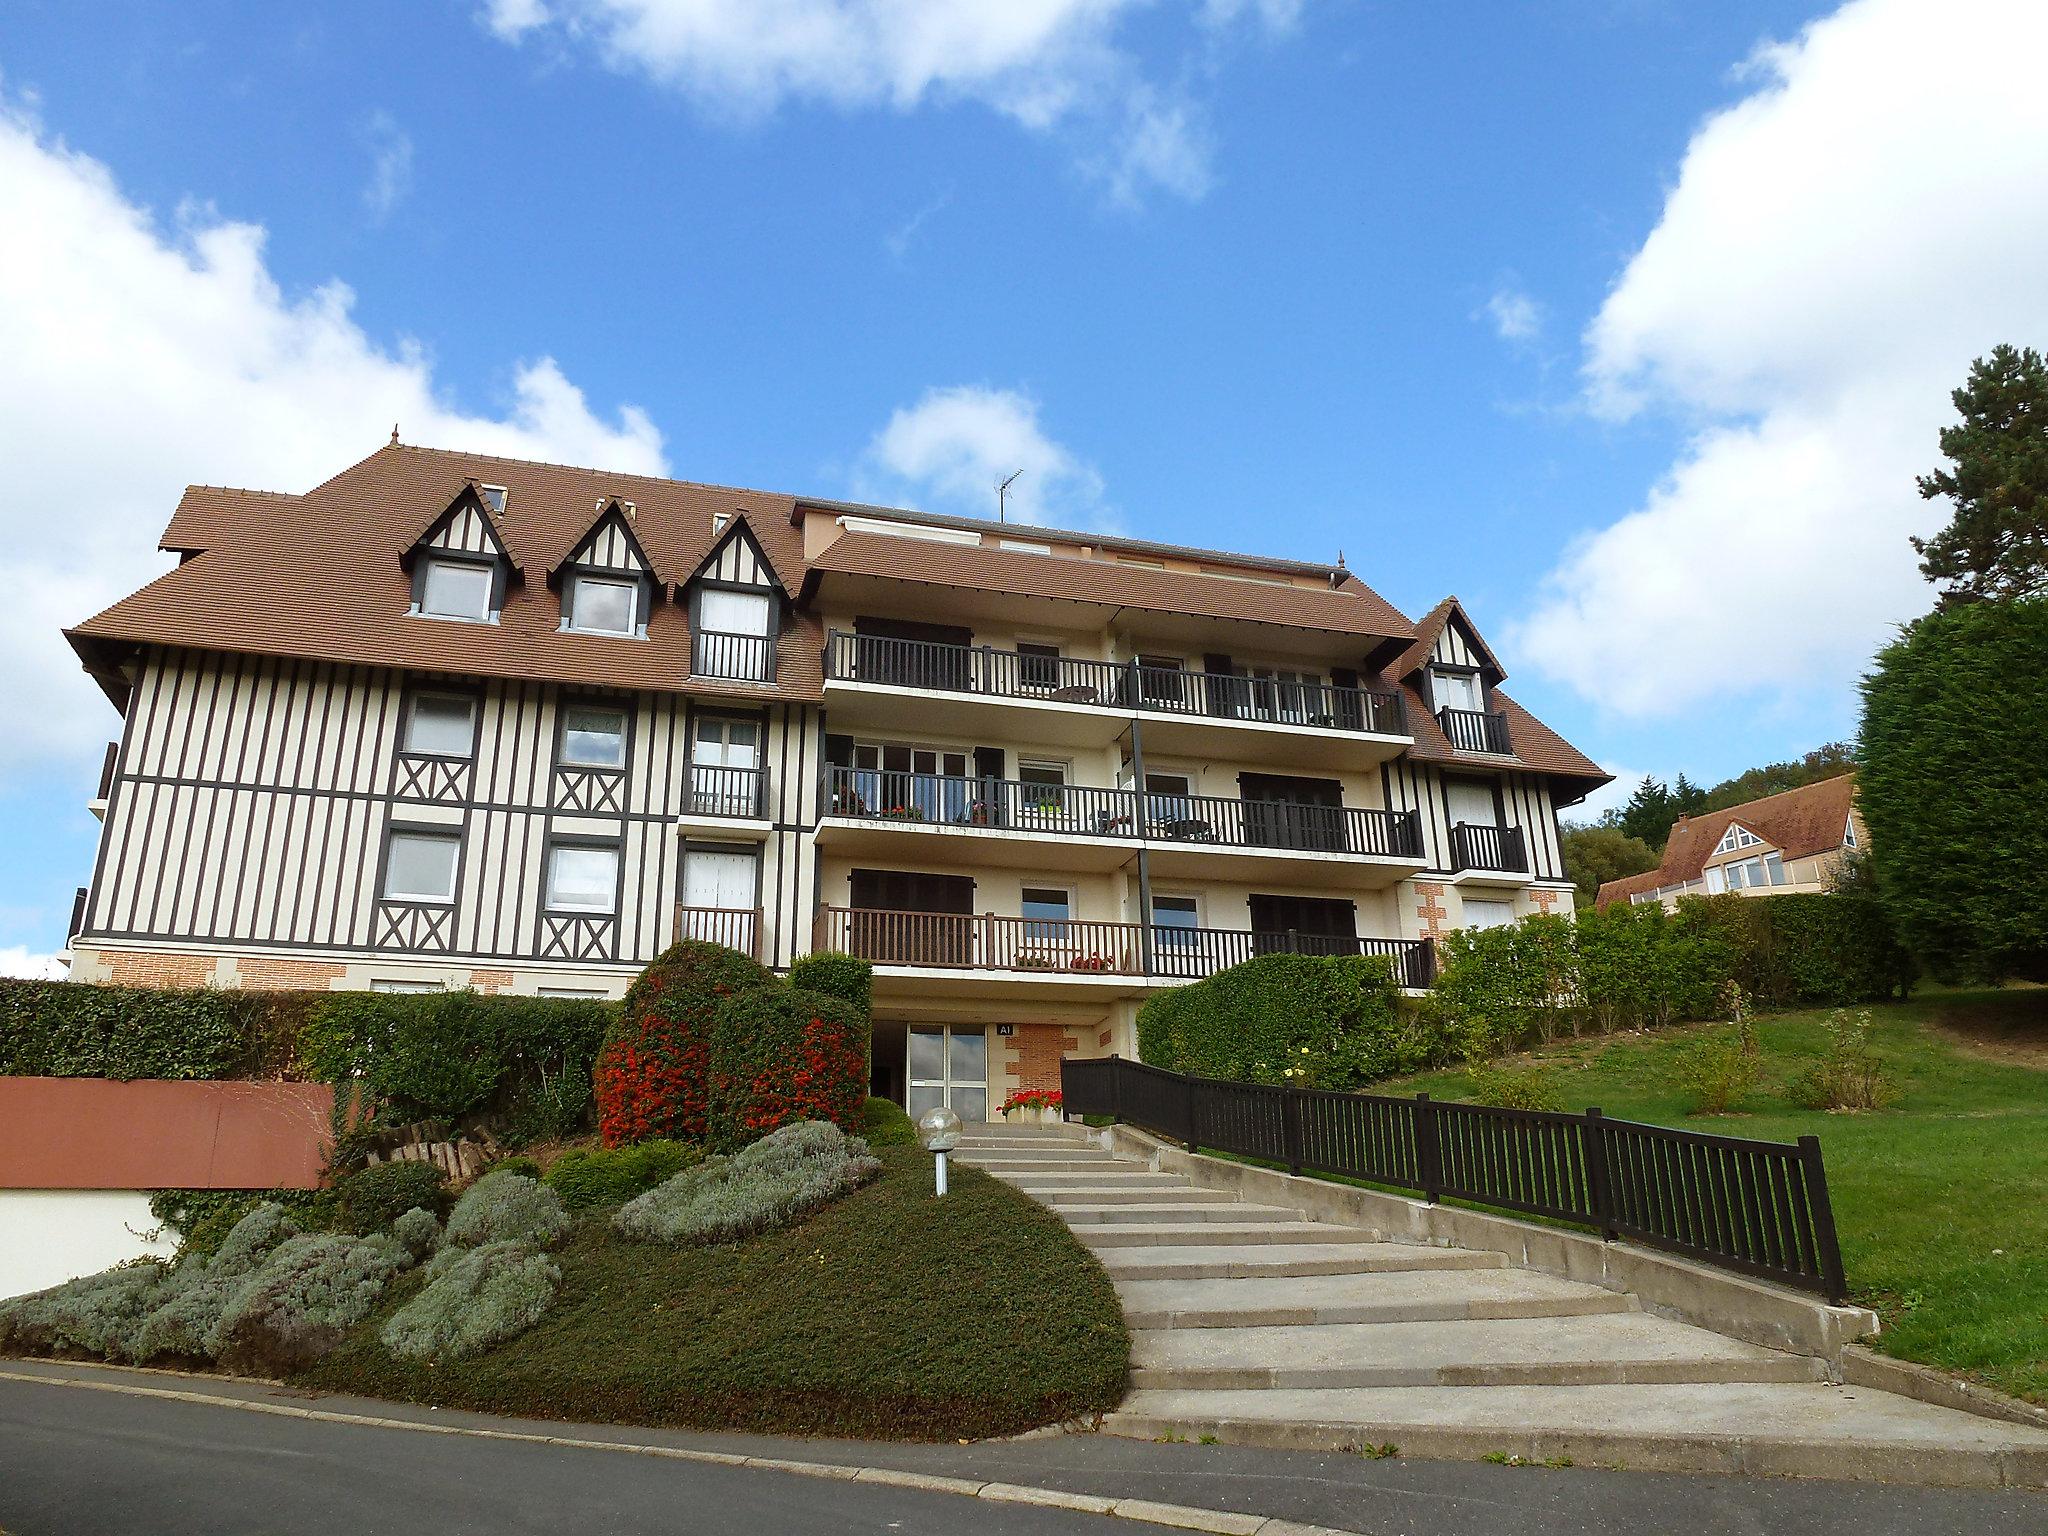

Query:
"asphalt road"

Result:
[[2, 1368, 2045, 1536]]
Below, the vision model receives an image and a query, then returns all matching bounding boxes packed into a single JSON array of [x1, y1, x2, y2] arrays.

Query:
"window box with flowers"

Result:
[[999, 1087, 1064, 1125]]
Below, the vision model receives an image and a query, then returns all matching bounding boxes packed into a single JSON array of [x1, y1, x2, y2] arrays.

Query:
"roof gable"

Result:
[[1597, 774, 1861, 906], [689, 515, 786, 593], [1387, 597, 1506, 685], [553, 498, 655, 587], [403, 483, 517, 573]]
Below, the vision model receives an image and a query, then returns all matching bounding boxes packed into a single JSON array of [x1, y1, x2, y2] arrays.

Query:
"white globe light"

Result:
[[917, 1105, 963, 1152]]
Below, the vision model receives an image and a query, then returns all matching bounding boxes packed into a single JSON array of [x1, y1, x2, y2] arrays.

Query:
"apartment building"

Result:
[[1596, 774, 1865, 912], [63, 443, 1607, 1120]]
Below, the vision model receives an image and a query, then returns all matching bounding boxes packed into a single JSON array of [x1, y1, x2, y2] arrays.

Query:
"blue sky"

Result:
[[2, 0, 2043, 968]]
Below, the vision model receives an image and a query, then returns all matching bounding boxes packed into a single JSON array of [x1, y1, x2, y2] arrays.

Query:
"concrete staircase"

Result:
[[954, 1123, 2048, 1488]]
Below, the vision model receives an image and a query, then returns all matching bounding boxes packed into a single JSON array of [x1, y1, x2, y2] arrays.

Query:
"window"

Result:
[[1020, 886, 1072, 946], [1017, 641, 1062, 690], [384, 830, 460, 903], [546, 842, 619, 914], [1151, 893, 1199, 947], [403, 693, 475, 757], [1462, 898, 1514, 931], [419, 556, 494, 622], [701, 588, 771, 636], [478, 485, 508, 515], [538, 986, 607, 998], [691, 717, 761, 816], [1843, 815, 1858, 850], [561, 703, 628, 769], [1724, 853, 1788, 892], [1432, 669, 1482, 713], [568, 573, 638, 635], [908, 1026, 987, 1122], [371, 978, 443, 993], [1144, 772, 1193, 827], [1118, 556, 1165, 569], [1017, 759, 1068, 813], [1716, 824, 1763, 854], [999, 539, 1053, 554]]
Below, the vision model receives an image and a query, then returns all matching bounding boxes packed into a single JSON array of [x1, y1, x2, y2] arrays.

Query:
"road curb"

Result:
[[0, 1367, 1363, 1536]]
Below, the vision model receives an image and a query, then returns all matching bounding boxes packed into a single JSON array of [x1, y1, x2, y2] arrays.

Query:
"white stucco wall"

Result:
[[0, 1190, 177, 1300]]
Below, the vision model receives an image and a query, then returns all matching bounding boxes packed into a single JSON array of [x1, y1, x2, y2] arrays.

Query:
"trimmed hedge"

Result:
[[1137, 953, 1433, 1087], [706, 988, 870, 1152], [595, 941, 771, 1146], [1685, 892, 1915, 1009], [860, 1095, 918, 1148], [0, 979, 312, 1081], [543, 1141, 700, 1210], [788, 952, 873, 1018]]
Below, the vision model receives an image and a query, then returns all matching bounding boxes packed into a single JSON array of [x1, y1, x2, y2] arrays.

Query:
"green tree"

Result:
[[1912, 344, 2048, 608], [1613, 776, 1675, 849], [1560, 824, 1660, 904], [1859, 597, 2048, 982], [1670, 773, 1709, 817], [1698, 742, 1857, 813]]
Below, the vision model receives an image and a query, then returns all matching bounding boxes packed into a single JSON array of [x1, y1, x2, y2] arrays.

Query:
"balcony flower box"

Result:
[[877, 805, 926, 821], [999, 1088, 1064, 1125]]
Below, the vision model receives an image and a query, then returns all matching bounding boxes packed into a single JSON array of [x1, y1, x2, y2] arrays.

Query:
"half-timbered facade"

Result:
[[65, 442, 1606, 1115]]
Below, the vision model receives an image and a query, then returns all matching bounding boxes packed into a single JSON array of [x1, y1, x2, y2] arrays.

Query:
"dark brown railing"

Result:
[[812, 906, 1435, 987], [1449, 822, 1530, 874], [693, 629, 776, 683], [824, 631, 1406, 736], [820, 765, 1422, 859], [95, 742, 118, 801], [674, 904, 761, 957], [685, 763, 766, 819], [1438, 705, 1511, 754], [1062, 1056, 1847, 1301]]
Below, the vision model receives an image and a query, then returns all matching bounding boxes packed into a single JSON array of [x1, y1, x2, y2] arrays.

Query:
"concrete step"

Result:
[[954, 1156, 1124, 1175], [1115, 1268, 1639, 1329], [1094, 1243, 1510, 1282], [1077, 1221, 1382, 1251], [1127, 1313, 1827, 1391], [953, 1142, 1114, 1159], [1050, 1201, 1304, 1226], [1021, 1183, 1232, 1206], [1105, 1382, 2048, 1487]]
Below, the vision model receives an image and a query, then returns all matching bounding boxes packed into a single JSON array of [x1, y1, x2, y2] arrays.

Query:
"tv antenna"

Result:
[[996, 468, 1024, 523]]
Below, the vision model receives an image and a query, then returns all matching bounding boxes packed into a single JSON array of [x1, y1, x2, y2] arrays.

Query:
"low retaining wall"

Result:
[[0, 1077, 333, 1191], [1095, 1122, 1881, 1364]]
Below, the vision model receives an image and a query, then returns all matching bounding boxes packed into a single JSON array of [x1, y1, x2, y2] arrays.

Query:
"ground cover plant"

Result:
[[1380, 988, 2048, 1405], [614, 1121, 880, 1245]]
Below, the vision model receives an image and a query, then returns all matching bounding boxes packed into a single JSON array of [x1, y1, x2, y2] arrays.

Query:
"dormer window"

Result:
[[1716, 823, 1763, 854], [696, 588, 774, 681], [479, 485, 508, 515], [1843, 815, 1858, 850], [418, 555, 496, 622], [1432, 669, 1482, 713], [565, 572, 641, 636]]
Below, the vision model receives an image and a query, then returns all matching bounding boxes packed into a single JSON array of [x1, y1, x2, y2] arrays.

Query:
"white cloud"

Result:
[[859, 384, 1108, 528], [360, 110, 414, 221], [1483, 284, 1541, 343], [0, 99, 666, 778], [0, 946, 68, 980], [1517, 0, 2048, 717], [478, 0, 1296, 204]]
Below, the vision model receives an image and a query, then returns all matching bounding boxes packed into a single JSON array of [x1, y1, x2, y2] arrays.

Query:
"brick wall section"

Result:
[[1006, 1023, 1082, 1093], [233, 955, 348, 990], [1413, 880, 1448, 939], [1530, 888, 1560, 913], [469, 969, 515, 995], [99, 951, 215, 989]]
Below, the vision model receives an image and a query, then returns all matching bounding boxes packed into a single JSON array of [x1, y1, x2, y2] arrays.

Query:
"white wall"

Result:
[[0, 1190, 177, 1300]]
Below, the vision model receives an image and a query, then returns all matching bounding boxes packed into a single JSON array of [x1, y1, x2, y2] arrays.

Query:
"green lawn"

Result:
[[1380, 990, 2048, 1406]]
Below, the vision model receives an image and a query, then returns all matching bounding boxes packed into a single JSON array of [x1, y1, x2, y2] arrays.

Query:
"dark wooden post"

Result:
[[1282, 1086, 1304, 1176], [1415, 1092, 1442, 1204], [1800, 1135, 1849, 1303], [1183, 1071, 1200, 1156], [1583, 1107, 1618, 1240]]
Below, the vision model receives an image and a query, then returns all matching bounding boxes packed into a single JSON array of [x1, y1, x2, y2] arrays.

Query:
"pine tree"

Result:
[[1912, 344, 2048, 607]]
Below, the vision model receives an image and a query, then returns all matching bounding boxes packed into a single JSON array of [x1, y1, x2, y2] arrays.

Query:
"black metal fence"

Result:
[[1062, 1055, 1848, 1301]]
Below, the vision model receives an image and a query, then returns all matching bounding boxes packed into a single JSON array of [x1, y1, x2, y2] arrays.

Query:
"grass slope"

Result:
[[297, 1145, 1129, 1439], [1382, 990, 2048, 1405]]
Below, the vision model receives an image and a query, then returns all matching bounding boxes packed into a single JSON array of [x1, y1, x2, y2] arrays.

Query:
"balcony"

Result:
[[822, 631, 1410, 767], [674, 763, 769, 837], [814, 906, 1436, 994], [1448, 822, 1532, 884], [674, 903, 762, 958], [815, 766, 1426, 886], [1437, 705, 1511, 755], [692, 629, 776, 684]]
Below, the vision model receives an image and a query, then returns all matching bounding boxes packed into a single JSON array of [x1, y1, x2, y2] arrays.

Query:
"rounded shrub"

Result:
[[205, 1233, 410, 1374], [543, 1140, 699, 1211], [380, 1240, 562, 1361], [391, 1207, 443, 1260], [595, 940, 771, 1146], [443, 1171, 571, 1250], [614, 1120, 881, 1246], [706, 987, 870, 1153], [859, 1096, 918, 1148], [335, 1160, 448, 1234], [788, 951, 873, 1018]]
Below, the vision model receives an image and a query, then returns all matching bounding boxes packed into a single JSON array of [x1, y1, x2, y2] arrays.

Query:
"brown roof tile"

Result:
[[1384, 595, 1508, 683], [1595, 774, 1860, 908], [160, 485, 301, 554]]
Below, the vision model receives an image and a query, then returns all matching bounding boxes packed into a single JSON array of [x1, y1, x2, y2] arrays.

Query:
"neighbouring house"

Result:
[[1595, 774, 1867, 912], [61, 442, 1607, 1121]]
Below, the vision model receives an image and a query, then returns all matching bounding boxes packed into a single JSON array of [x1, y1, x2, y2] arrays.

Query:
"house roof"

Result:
[[71, 443, 821, 703], [1595, 773, 1860, 908], [1388, 679, 1609, 801], [160, 485, 301, 555], [1383, 595, 1508, 683], [798, 531, 1415, 643]]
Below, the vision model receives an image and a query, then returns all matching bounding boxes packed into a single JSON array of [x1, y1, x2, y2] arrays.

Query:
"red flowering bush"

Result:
[[706, 987, 870, 1153], [595, 941, 770, 1146], [997, 1088, 1063, 1115]]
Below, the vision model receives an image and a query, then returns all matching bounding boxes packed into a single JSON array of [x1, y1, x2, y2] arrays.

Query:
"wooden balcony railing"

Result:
[[820, 766, 1423, 860], [685, 763, 766, 819], [1437, 705, 1511, 755], [675, 904, 762, 958], [1449, 822, 1530, 875], [812, 906, 1435, 986], [692, 629, 776, 684], [824, 631, 1406, 736]]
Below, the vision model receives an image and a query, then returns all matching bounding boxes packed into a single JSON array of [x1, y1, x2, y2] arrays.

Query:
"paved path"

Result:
[[3, 1365, 2046, 1535], [956, 1123, 2048, 1488]]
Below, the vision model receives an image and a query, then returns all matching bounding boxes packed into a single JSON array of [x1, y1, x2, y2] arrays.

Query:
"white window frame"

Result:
[[699, 587, 772, 637], [545, 840, 620, 915], [1843, 815, 1858, 849], [1717, 823, 1763, 854], [560, 701, 630, 770], [538, 986, 607, 999], [478, 485, 509, 515], [566, 572, 641, 637], [403, 692, 477, 759], [383, 829, 461, 904], [416, 554, 496, 623], [1016, 757, 1070, 814], [1461, 898, 1515, 931]]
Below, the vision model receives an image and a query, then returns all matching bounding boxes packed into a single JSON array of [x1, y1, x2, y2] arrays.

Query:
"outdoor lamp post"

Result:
[[917, 1105, 963, 1196]]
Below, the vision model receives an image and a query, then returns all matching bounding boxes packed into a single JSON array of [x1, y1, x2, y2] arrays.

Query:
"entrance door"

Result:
[[1248, 894, 1358, 957], [908, 1026, 988, 1123], [679, 849, 758, 953], [1240, 773, 1346, 853], [849, 868, 975, 965]]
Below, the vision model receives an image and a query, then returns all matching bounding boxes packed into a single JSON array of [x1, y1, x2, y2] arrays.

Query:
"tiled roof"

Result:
[[1595, 774, 1860, 908], [1384, 595, 1507, 682], [799, 531, 1415, 642], [1392, 680, 1608, 799], [160, 486, 301, 554], [72, 444, 822, 701]]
